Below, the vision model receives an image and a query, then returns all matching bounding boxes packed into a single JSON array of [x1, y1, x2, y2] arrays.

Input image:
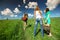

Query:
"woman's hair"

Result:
[[35, 6, 40, 11], [45, 8, 49, 13], [24, 13, 28, 18]]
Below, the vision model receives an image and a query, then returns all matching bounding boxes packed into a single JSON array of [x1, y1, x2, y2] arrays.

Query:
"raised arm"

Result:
[[34, 10, 36, 19], [39, 10, 43, 18], [39, 10, 44, 23]]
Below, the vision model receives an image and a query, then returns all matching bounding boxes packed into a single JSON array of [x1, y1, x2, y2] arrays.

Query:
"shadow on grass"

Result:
[[26, 24, 31, 29], [35, 29, 48, 36], [35, 29, 41, 36]]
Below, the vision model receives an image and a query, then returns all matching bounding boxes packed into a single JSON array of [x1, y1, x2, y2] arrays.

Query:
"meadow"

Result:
[[0, 17, 60, 40]]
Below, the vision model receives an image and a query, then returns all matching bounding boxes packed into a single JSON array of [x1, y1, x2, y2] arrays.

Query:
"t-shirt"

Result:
[[45, 11, 51, 24], [45, 11, 50, 20], [36, 10, 42, 19], [22, 17, 28, 21]]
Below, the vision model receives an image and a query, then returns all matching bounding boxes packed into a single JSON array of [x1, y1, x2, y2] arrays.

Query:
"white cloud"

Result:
[[13, 7, 20, 14], [23, 0, 26, 4], [46, 0, 60, 10], [1, 8, 19, 18], [28, 13, 34, 17], [18, 5, 21, 7], [25, 5, 28, 9], [25, 2, 38, 9], [10, 14, 18, 17], [14, 15, 17, 17], [1, 8, 13, 15], [10, 14, 14, 17]]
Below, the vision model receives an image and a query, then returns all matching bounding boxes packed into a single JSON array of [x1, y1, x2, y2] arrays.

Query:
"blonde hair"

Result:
[[34, 6, 41, 14], [35, 6, 40, 11]]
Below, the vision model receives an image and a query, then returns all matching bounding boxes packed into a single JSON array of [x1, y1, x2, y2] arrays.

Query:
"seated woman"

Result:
[[44, 8, 52, 36]]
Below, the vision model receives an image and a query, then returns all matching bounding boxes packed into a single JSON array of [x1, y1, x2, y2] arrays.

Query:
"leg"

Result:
[[26, 20, 27, 25], [47, 24, 52, 36], [24, 21, 26, 30], [34, 20, 38, 36], [46, 25, 50, 35], [40, 19, 44, 37]]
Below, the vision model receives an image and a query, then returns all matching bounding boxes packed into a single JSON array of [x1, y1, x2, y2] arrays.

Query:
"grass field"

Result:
[[0, 17, 60, 40]]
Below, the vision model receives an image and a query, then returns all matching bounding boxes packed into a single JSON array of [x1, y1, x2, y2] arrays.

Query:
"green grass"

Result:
[[0, 20, 25, 40], [25, 17, 60, 40], [0, 17, 60, 40]]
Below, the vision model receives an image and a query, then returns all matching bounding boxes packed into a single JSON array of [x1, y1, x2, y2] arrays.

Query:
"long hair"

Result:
[[35, 6, 40, 11], [24, 13, 28, 18], [45, 8, 49, 13]]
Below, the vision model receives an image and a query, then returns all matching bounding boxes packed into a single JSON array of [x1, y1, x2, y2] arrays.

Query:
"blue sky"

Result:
[[0, 0, 60, 19]]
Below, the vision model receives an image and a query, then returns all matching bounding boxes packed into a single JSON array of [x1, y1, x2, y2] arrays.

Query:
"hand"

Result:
[[45, 20, 47, 24]]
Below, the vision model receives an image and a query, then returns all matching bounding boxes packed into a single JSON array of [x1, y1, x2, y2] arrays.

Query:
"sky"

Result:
[[0, 0, 60, 19]]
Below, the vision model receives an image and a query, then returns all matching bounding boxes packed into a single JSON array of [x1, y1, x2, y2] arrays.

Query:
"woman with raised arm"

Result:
[[34, 6, 44, 37]]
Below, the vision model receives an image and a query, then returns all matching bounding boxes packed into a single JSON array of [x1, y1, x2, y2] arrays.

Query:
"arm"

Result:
[[47, 14, 50, 20], [39, 11, 43, 18], [34, 10, 36, 19], [39, 11, 43, 19], [45, 14, 50, 23], [39, 11, 44, 23]]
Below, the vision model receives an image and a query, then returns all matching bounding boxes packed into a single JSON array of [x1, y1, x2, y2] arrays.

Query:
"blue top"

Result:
[[45, 11, 51, 24]]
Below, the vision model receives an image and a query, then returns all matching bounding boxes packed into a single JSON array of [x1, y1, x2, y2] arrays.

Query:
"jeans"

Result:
[[34, 18, 44, 37]]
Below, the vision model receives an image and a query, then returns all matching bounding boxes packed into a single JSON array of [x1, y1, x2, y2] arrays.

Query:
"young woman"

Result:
[[44, 8, 52, 36], [22, 13, 28, 30], [34, 6, 44, 37]]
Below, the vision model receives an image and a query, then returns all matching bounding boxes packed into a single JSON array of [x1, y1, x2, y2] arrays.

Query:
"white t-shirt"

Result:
[[36, 10, 42, 19]]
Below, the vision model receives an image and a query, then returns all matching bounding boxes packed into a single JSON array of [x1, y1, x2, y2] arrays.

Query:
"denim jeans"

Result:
[[34, 18, 44, 37]]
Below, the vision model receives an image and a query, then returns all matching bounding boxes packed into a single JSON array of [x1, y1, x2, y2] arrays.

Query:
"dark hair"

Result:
[[46, 8, 49, 13], [24, 13, 28, 17]]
